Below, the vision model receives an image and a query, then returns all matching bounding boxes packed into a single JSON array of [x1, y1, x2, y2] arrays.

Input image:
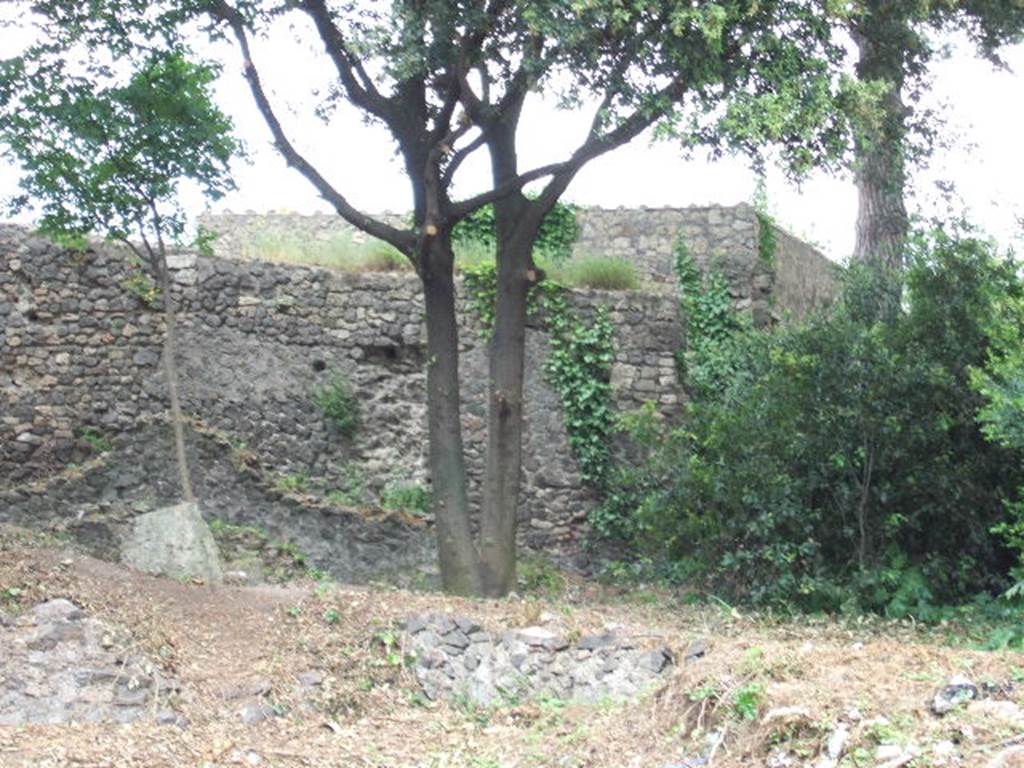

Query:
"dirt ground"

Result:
[[0, 527, 1022, 768]]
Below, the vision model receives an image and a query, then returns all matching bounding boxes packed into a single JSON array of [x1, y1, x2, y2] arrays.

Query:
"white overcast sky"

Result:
[[1, 9, 1022, 262]]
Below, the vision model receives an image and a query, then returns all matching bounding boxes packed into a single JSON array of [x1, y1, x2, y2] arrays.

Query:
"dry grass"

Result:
[[241, 231, 643, 292], [242, 230, 412, 273], [0, 526, 1022, 768]]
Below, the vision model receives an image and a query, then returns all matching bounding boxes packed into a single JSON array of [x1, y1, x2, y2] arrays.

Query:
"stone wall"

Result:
[[198, 204, 837, 322], [0, 226, 679, 578], [772, 226, 838, 318], [1, 207, 836, 581]]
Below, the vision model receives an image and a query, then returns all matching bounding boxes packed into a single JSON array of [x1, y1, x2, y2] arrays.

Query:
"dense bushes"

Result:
[[606, 228, 1024, 616]]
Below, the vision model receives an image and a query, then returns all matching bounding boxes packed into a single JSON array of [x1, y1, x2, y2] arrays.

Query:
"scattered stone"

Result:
[[219, 678, 272, 701], [156, 709, 189, 728], [0, 599, 174, 725], [766, 750, 796, 768], [876, 744, 905, 760], [932, 675, 979, 716], [684, 638, 708, 663], [228, 748, 265, 766], [121, 502, 224, 583], [240, 700, 277, 726], [577, 632, 616, 651], [31, 598, 85, 623], [405, 613, 674, 706], [931, 740, 958, 765], [297, 669, 326, 688], [814, 723, 849, 768], [876, 752, 917, 768]]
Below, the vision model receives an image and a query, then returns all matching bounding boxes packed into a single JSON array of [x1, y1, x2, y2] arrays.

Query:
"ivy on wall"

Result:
[[673, 234, 751, 398], [756, 211, 778, 266], [461, 265, 617, 489], [541, 286, 616, 486], [453, 197, 581, 261]]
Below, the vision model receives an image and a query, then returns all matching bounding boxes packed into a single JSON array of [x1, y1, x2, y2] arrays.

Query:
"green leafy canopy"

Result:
[[0, 47, 239, 250]]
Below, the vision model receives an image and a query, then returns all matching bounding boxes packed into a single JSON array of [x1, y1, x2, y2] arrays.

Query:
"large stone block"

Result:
[[121, 502, 224, 583]]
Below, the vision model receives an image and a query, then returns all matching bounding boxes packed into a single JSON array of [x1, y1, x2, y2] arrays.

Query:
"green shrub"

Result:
[[972, 289, 1024, 596], [615, 228, 1024, 615], [315, 373, 359, 436], [549, 255, 639, 291]]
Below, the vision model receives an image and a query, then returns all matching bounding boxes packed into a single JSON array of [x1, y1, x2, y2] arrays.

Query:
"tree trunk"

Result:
[[478, 231, 532, 596], [852, 25, 911, 271], [156, 251, 195, 503], [420, 236, 484, 595]]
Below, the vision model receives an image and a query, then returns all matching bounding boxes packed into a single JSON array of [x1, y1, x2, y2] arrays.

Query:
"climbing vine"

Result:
[[674, 234, 751, 398], [461, 267, 617, 488], [453, 197, 581, 261], [461, 261, 499, 337], [540, 285, 616, 486], [756, 211, 778, 266]]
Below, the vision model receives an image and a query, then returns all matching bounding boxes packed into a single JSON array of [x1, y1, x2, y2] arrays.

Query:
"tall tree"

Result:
[[848, 0, 1024, 269], [0, 48, 239, 503], [12, 0, 852, 596]]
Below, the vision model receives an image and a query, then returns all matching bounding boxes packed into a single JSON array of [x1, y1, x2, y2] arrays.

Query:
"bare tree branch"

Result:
[[299, 0, 391, 120], [441, 129, 488, 188], [208, 0, 415, 253], [449, 77, 686, 222]]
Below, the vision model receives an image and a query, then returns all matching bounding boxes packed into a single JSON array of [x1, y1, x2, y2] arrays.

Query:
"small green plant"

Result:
[[193, 225, 219, 258], [122, 271, 161, 307], [372, 628, 410, 667], [322, 607, 340, 624], [287, 605, 303, 617], [687, 682, 719, 702], [78, 426, 113, 454], [243, 230, 412, 273], [732, 682, 765, 721], [674, 235, 752, 397], [326, 463, 368, 507], [517, 554, 567, 597], [380, 481, 431, 516], [314, 373, 359, 436], [275, 472, 309, 493], [542, 285, 616, 486], [272, 538, 308, 564]]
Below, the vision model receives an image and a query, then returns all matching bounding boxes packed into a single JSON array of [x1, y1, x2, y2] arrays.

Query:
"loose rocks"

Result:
[[0, 599, 177, 725], [931, 675, 979, 716], [404, 613, 674, 706]]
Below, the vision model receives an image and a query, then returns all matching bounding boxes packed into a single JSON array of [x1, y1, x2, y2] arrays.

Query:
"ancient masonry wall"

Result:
[[199, 204, 837, 321], [1, 208, 835, 578], [0, 226, 678, 573]]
